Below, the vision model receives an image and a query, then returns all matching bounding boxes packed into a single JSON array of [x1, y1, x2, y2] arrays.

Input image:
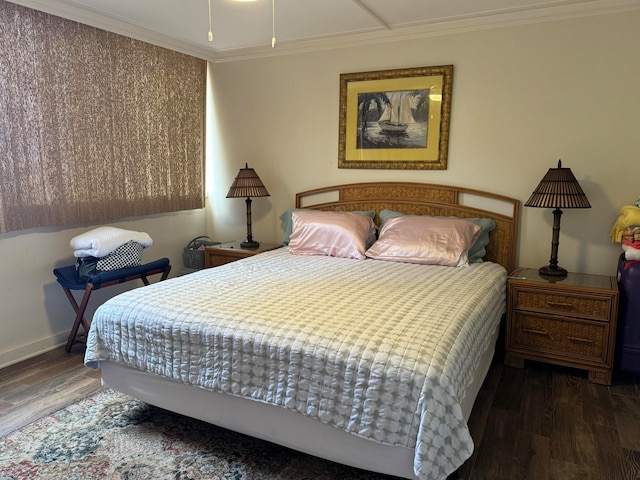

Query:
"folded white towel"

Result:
[[71, 226, 153, 258]]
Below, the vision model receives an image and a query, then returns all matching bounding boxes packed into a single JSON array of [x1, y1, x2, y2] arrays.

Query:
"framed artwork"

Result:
[[338, 65, 453, 170]]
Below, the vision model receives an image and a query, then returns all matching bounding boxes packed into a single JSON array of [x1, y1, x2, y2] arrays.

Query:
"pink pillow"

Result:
[[365, 215, 482, 266], [288, 210, 376, 259]]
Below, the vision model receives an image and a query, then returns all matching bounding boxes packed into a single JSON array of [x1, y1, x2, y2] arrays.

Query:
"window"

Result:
[[0, 3, 205, 234]]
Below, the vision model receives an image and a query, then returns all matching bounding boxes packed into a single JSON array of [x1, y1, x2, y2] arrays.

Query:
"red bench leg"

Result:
[[63, 284, 94, 353]]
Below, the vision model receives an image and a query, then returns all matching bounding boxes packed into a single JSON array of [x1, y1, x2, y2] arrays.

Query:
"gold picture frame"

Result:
[[338, 65, 453, 170]]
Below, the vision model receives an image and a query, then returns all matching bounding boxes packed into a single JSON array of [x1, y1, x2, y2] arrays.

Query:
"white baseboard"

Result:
[[0, 332, 69, 370]]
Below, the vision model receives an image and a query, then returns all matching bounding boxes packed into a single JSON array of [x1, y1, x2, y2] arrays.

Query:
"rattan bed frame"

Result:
[[296, 181, 520, 273], [98, 181, 521, 480]]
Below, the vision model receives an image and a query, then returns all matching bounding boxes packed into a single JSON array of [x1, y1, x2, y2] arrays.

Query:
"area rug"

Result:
[[0, 389, 397, 480]]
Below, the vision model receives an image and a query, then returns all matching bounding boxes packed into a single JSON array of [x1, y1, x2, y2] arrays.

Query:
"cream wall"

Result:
[[0, 211, 205, 368], [208, 11, 639, 278]]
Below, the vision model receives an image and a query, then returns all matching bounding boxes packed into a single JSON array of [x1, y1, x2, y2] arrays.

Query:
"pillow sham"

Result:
[[378, 209, 496, 263], [288, 210, 376, 260], [280, 208, 376, 245], [365, 215, 481, 267]]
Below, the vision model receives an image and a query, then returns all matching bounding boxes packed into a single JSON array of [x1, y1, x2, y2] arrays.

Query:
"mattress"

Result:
[[85, 248, 507, 480]]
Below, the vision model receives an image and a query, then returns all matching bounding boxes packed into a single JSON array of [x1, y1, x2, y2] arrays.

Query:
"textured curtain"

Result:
[[0, 2, 205, 234]]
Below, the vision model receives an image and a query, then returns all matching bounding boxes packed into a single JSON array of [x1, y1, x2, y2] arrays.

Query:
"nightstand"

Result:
[[204, 241, 281, 268], [505, 267, 619, 385]]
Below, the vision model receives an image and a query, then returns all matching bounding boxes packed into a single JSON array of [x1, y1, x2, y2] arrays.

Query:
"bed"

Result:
[[84, 182, 520, 480]]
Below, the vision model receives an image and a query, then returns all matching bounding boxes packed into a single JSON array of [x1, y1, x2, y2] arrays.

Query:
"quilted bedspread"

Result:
[[85, 248, 506, 480]]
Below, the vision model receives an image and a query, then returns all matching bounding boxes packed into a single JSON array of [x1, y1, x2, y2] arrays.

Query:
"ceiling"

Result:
[[7, 0, 640, 62]]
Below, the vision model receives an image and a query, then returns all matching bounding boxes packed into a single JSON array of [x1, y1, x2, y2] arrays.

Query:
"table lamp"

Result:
[[226, 163, 270, 249], [524, 159, 591, 277]]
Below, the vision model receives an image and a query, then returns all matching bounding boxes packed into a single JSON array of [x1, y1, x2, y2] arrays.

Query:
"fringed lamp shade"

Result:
[[524, 160, 591, 277], [226, 164, 270, 199], [524, 163, 591, 209], [226, 163, 270, 249]]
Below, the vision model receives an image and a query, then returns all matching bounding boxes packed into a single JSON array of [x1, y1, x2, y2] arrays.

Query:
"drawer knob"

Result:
[[522, 328, 549, 336], [567, 336, 595, 344], [547, 301, 574, 309]]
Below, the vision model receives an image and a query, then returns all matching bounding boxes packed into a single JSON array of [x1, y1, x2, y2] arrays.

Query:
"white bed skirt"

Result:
[[99, 321, 499, 480]]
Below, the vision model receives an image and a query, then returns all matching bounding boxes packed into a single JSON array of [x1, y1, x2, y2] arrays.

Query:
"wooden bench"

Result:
[[53, 258, 171, 352]]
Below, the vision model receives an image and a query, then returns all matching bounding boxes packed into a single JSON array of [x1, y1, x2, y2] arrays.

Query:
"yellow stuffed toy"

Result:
[[611, 203, 640, 261], [610, 205, 640, 242]]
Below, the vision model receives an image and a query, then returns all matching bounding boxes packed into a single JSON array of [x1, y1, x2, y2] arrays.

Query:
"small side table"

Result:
[[204, 241, 281, 268], [505, 267, 619, 385]]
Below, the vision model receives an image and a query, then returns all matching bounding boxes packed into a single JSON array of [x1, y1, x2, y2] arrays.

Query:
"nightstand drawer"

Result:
[[511, 312, 607, 362], [204, 242, 282, 268], [209, 253, 238, 267], [512, 288, 611, 321]]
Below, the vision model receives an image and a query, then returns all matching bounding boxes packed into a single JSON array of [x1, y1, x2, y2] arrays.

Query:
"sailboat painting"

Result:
[[339, 65, 453, 170], [378, 91, 415, 133], [357, 89, 428, 149]]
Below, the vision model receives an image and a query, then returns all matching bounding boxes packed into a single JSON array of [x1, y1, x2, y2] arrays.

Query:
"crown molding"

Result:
[[7, 0, 640, 64], [212, 0, 640, 63], [5, 0, 219, 61]]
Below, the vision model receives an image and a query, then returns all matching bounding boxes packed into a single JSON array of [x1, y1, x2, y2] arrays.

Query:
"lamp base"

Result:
[[539, 265, 568, 277], [240, 240, 260, 249]]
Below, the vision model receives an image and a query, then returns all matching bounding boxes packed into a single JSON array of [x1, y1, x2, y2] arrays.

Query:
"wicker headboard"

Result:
[[296, 182, 520, 273]]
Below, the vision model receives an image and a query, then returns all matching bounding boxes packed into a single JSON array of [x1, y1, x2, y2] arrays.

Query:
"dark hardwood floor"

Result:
[[0, 346, 101, 437], [457, 356, 640, 480], [1, 346, 639, 479]]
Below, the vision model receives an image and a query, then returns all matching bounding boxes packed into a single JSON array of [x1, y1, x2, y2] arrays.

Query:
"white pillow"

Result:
[[365, 215, 481, 266], [288, 210, 376, 259]]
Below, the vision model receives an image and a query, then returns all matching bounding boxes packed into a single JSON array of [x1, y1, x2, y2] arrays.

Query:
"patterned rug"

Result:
[[0, 389, 398, 480]]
